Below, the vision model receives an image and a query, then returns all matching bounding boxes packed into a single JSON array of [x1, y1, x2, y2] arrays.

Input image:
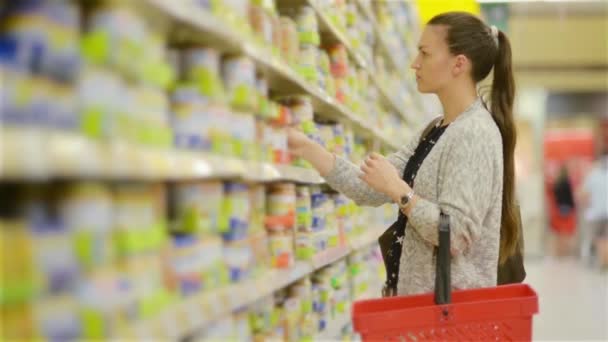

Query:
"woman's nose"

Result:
[[410, 57, 420, 69]]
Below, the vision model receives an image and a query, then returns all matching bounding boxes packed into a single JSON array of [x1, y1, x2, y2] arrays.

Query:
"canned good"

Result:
[[278, 17, 299, 65], [249, 5, 274, 46], [279, 95, 313, 125], [249, 185, 266, 233], [171, 84, 209, 150], [328, 44, 349, 78], [295, 186, 312, 232], [317, 49, 331, 91], [171, 181, 224, 235], [268, 228, 294, 269], [182, 47, 225, 102], [223, 238, 253, 283], [33, 296, 81, 341], [297, 45, 317, 82], [295, 231, 314, 260], [249, 230, 270, 272], [222, 182, 250, 241], [59, 183, 114, 270], [267, 183, 296, 224], [313, 230, 328, 253], [222, 56, 257, 111], [296, 6, 319, 46]]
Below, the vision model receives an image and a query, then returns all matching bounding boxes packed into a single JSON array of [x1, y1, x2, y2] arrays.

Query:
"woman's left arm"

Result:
[[360, 131, 496, 254], [406, 132, 496, 254]]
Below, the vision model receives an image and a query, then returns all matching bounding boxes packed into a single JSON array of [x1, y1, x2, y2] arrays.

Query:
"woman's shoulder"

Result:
[[449, 106, 501, 143]]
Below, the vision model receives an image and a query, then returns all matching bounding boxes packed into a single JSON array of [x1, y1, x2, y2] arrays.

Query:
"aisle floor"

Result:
[[525, 257, 608, 341]]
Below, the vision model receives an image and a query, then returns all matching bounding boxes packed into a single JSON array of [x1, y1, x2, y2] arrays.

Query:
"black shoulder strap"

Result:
[[419, 117, 443, 144]]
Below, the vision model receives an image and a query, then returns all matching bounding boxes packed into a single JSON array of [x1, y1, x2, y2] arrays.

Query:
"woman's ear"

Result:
[[452, 54, 470, 77]]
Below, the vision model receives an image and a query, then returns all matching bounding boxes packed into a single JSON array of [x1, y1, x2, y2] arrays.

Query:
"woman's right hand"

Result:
[[286, 126, 313, 158], [286, 126, 335, 176]]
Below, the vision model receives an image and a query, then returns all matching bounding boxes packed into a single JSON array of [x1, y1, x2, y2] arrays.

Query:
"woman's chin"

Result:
[[416, 84, 430, 93]]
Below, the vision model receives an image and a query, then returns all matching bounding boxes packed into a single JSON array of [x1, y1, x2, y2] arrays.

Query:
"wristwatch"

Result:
[[398, 190, 415, 212]]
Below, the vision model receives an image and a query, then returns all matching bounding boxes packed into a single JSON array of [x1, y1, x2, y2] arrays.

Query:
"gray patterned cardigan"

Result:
[[325, 99, 503, 295]]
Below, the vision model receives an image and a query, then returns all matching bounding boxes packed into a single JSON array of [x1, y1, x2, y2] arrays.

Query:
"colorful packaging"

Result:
[[170, 181, 224, 235], [182, 47, 225, 103], [295, 231, 315, 261], [262, 124, 289, 165], [295, 186, 312, 232], [171, 83, 210, 150], [310, 186, 327, 232], [222, 182, 250, 241], [33, 296, 81, 341], [167, 234, 225, 296], [222, 56, 257, 111], [249, 230, 270, 274], [1, 220, 38, 308], [59, 183, 114, 270], [328, 44, 349, 78], [112, 184, 167, 257], [118, 253, 171, 320], [229, 111, 256, 160], [77, 266, 132, 339], [317, 49, 332, 91], [249, 5, 274, 46], [268, 228, 294, 269], [266, 183, 296, 228], [223, 237, 253, 283], [282, 95, 313, 125], [248, 295, 275, 337], [278, 17, 299, 66], [255, 74, 272, 119], [249, 185, 267, 234], [31, 224, 79, 296], [295, 6, 320, 46], [297, 45, 317, 82]]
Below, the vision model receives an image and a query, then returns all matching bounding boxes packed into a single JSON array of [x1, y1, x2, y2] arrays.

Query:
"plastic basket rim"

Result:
[[352, 284, 539, 332]]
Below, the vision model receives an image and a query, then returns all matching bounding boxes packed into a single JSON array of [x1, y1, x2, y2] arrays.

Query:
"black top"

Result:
[[380, 121, 450, 293], [553, 175, 575, 211]]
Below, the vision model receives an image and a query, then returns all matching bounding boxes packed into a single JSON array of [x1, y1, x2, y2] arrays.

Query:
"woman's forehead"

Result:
[[419, 25, 448, 49]]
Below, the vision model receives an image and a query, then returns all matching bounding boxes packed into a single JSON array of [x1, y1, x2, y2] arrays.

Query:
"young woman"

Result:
[[287, 12, 519, 296]]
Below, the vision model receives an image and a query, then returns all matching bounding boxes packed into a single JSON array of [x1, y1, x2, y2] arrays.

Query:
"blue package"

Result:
[[172, 233, 197, 248], [311, 191, 326, 209], [222, 218, 248, 241]]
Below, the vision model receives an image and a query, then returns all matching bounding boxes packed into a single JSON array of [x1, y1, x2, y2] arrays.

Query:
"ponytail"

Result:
[[428, 12, 520, 264], [491, 31, 519, 264]]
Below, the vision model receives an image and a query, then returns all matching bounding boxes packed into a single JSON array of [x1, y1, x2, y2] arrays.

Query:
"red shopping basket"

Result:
[[353, 214, 539, 341], [353, 284, 538, 341]]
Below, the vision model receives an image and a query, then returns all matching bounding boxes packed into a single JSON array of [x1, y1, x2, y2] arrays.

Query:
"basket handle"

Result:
[[434, 212, 451, 305]]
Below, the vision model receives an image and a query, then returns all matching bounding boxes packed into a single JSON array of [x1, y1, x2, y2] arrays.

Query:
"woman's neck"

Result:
[[437, 86, 478, 125]]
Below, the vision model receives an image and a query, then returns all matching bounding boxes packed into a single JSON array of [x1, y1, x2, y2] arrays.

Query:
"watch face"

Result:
[[400, 195, 409, 206]]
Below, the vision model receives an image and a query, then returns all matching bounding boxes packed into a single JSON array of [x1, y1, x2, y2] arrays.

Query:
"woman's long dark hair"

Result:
[[429, 12, 518, 264]]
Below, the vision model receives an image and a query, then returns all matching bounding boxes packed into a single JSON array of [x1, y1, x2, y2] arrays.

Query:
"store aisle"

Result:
[[526, 257, 608, 341]]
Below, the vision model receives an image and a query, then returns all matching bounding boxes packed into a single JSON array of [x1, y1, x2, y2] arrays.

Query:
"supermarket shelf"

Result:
[[353, 0, 405, 73], [349, 228, 381, 251], [311, 245, 350, 269], [318, 311, 351, 340], [142, 0, 397, 150], [301, 0, 411, 124], [359, 286, 383, 301], [370, 75, 412, 124], [0, 127, 327, 183], [302, 0, 369, 70], [127, 231, 381, 339]]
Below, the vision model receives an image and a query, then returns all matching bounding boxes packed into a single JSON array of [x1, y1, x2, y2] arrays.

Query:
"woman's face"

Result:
[[411, 25, 461, 94]]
